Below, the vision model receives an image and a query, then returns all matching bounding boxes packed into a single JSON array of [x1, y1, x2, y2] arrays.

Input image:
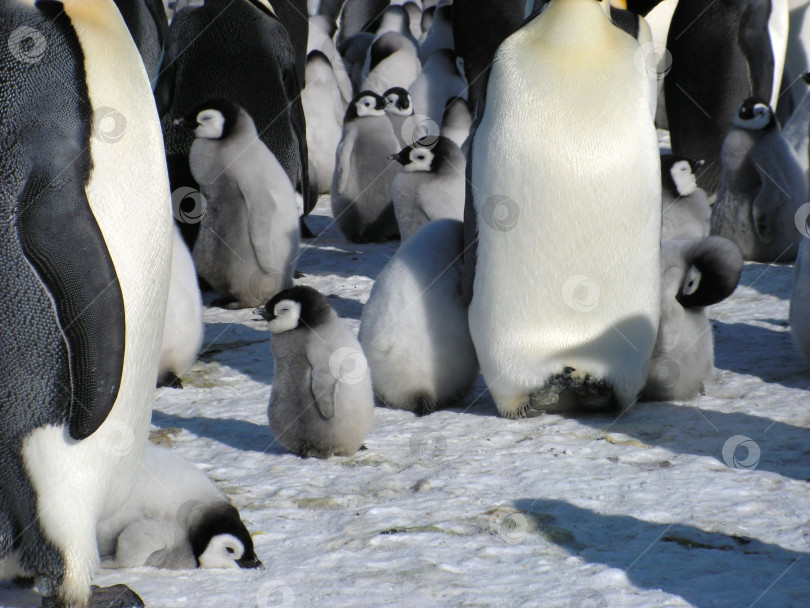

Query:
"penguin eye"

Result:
[[226, 546, 235, 555]]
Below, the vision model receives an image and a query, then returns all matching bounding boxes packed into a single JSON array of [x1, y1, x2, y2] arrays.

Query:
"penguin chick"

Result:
[[302, 51, 345, 194], [182, 99, 300, 307], [390, 136, 466, 241], [642, 236, 743, 401], [158, 226, 204, 387], [359, 220, 479, 414], [712, 98, 806, 263], [660, 155, 711, 242], [361, 31, 422, 95], [790, 238, 810, 360], [332, 91, 402, 242], [257, 286, 374, 458], [383, 86, 415, 148], [96, 444, 262, 570]]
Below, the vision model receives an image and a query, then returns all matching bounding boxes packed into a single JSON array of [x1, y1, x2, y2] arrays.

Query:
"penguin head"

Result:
[[733, 98, 775, 131], [256, 286, 334, 334], [345, 91, 387, 121], [390, 136, 459, 172], [176, 99, 247, 140], [391, 144, 435, 173], [382, 87, 413, 116], [189, 504, 262, 570], [660, 155, 703, 198], [663, 237, 743, 309]]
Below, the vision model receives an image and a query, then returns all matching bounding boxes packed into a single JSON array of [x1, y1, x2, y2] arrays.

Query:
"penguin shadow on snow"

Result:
[[712, 319, 810, 389], [580, 401, 810, 482], [151, 409, 288, 456], [511, 499, 808, 608], [197, 320, 272, 384]]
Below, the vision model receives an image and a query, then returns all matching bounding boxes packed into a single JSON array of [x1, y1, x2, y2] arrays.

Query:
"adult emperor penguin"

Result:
[[407, 49, 468, 123], [0, 1, 173, 606], [790, 237, 810, 360], [642, 237, 743, 401], [302, 51, 346, 194], [182, 99, 301, 308], [153, 0, 312, 245], [665, 0, 789, 194], [257, 286, 375, 458], [112, 0, 168, 78], [391, 136, 466, 241], [359, 220, 479, 415], [660, 155, 711, 242], [159, 227, 204, 388], [332, 91, 402, 242], [464, 0, 661, 417], [711, 98, 806, 263], [97, 445, 262, 570], [360, 31, 422, 95]]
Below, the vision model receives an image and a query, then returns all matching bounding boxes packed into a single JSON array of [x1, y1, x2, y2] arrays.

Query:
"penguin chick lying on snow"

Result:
[[642, 236, 743, 401], [96, 444, 262, 570]]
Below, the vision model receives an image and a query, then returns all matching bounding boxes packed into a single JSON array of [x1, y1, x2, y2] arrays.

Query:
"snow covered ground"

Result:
[[5, 194, 809, 608]]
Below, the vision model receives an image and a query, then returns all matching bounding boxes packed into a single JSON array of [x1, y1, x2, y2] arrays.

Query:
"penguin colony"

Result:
[[2, 0, 810, 605]]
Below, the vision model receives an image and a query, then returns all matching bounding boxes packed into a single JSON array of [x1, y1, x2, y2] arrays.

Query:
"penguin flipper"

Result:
[[307, 349, 337, 419], [750, 164, 788, 245], [738, 1, 777, 106], [335, 128, 358, 194], [19, 167, 126, 440]]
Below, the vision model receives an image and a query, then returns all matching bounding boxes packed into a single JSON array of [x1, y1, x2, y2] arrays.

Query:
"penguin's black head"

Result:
[[734, 97, 775, 131], [390, 136, 457, 173], [176, 98, 245, 140], [674, 236, 743, 309], [660, 154, 703, 198], [383, 87, 412, 115], [345, 91, 386, 122], [256, 286, 334, 334], [188, 503, 262, 570]]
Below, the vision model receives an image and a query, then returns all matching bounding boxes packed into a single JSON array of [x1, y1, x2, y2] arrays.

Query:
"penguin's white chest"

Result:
[[469, 39, 661, 400]]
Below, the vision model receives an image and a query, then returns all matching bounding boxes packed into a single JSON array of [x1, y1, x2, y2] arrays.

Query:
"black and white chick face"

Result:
[[347, 91, 386, 120], [383, 87, 413, 116], [176, 98, 243, 140], [255, 286, 334, 334], [733, 98, 774, 130], [391, 145, 435, 173], [669, 160, 697, 196], [190, 504, 262, 570]]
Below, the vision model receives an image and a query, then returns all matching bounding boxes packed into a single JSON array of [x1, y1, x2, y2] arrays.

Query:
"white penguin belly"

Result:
[[469, 48, 661, 410]]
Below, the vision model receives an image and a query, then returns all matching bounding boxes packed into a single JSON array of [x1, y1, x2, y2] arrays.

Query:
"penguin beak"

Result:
[[174, 117, 198, 130], [390, 149, 411, 165], [254, 308, 273, 321], [610, 0, 628, 8], [236, 554, 264, 569]]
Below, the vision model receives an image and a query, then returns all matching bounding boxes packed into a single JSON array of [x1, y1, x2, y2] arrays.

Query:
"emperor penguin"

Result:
[[112, 0, 169, 78], [181, 99, 301, 308], [441, 97, 473, 151], [336, 0, 392, 43], [257, 286, 375, 458], [665, 0, 789, 194], [307, 15, 354, 104], [361, 32, 422, 95], [390, 136, 466, 241], [642, 237, 743, 401], [96, 445, 262, 570], [383, 86, 415, 148], [159, 226, 204, 388], [418, 2, 454, 63], [332, 91, 402, 242], [790, 237, 810, 360], [0, 1, 173, 606], [464, 0, 662, 417], [660, 155, 711, 242], [302, 51, 346, 194], [153, 0, 312, 246], [711, 98, 806, 263], [359, 220, 479, 415], [407, 49, 468, 123]]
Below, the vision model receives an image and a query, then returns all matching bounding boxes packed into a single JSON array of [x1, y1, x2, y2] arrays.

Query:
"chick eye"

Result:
[[226, 547, 235, 555]]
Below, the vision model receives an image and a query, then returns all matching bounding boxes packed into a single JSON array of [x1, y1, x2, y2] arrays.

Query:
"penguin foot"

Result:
[[157, 371, 183, 389], [568, 374, 619, 412], [299, 217, 315, 239], [523, 372, 571, 416], [88, 585, 144, 608], [293, 270, 306, 279]]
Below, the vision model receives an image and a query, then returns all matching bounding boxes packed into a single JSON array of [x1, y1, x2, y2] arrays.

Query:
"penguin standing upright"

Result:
[[383, 86, 415, 148], [465, 0, 661, 417], [332, 91, 402, 242], [0, 1, 173, 606], [182, 99, 301, 308], [711, 98, 806, 263], [665, 0, 789, 194], [153, 0, 312, 244]]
